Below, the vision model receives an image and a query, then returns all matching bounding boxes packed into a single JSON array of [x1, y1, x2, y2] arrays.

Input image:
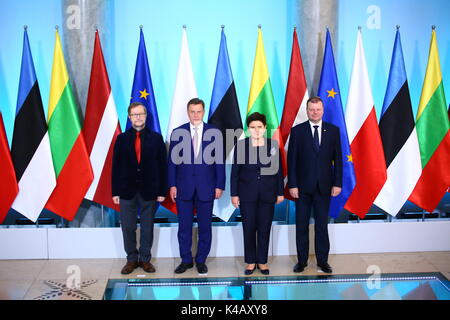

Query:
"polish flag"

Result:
[[162, 26, 198, 213], [344, 29, 387, 218]]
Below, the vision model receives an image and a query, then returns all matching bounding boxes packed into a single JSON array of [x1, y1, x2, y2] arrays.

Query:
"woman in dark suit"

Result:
[[231, 112, 284, 275]]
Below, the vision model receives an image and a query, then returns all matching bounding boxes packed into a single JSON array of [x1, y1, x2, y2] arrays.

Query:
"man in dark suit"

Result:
[[168, 98, 225, 275], [287, 96, 342, 274], [112, 102, 167, 275]]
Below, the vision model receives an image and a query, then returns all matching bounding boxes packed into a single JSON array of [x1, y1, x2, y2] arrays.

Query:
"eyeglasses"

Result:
[[129, 113, 147, 118]]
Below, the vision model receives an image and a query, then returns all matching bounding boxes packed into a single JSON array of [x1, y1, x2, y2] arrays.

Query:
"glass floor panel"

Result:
[[103, 273, 450, 300]]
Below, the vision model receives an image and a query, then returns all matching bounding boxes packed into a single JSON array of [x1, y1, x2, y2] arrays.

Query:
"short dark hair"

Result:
[[306, 96, 323, 108], [187, 97, 205, 110], [128, 102, 147, 115], [246, 112, 266, 127]]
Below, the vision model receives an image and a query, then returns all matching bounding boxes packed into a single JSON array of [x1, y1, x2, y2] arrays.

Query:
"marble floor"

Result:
[[0, 251, 449, 300]]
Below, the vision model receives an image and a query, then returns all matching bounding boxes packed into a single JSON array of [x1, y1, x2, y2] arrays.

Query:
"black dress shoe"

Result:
[[196, 263, 208, 274], [244, 264, 256, 275], [257, 264, 270, 275], [293, 262, 307, 273], [317, 262, 333, 273], [174, 262, 193, 274]]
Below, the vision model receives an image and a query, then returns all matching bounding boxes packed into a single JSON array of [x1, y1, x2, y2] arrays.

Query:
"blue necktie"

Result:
[[313, 125, 319, 152]]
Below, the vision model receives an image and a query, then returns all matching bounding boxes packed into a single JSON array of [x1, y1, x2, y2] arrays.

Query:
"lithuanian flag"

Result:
[[409, 28, 450, 212], [246, 27, 281, 141], [44, 30, 93, 221]]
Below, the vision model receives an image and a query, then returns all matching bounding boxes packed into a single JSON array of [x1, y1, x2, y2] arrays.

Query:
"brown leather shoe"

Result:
[[121, 261, 139, 274], [139, 261, 156, 273]]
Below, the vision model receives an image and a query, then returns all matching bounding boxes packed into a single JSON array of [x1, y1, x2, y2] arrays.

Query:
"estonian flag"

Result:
[[374, 28, 422, 216], [10, 28, 56, 222], [208, 27, 243, 222]]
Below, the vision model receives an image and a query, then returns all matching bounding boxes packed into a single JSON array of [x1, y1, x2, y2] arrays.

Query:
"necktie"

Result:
[[313, 125, 319, 152], [192, 127, 199, 158], [135, 131, 141, 164]]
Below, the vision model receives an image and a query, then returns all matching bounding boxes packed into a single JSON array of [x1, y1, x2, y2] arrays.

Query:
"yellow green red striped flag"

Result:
[[246, 27, 280, 138], [409, 28, 450, 212], [45, 30, 93, 221]]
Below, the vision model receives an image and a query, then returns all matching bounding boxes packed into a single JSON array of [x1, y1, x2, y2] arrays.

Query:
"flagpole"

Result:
[[285, 200, 290, 224], [101, 205, 105, 227]]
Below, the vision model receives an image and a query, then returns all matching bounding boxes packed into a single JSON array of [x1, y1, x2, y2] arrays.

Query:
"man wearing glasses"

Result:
[[112, 102, 168, 274]]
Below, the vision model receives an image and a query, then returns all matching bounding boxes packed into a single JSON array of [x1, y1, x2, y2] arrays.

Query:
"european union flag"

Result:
[[318, 29, 356, 219], [126, 29, 161, 133]]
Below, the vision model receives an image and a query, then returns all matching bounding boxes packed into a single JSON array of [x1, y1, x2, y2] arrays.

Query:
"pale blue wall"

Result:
[[109, 0, 290, 135], [337, 0, 450, 117], [0, 0, 449, 145], [0, 0, 62, 143]]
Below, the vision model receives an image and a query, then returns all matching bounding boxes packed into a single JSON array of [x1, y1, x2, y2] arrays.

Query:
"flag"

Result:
[[408, 29, 450, 212], [317, 29, 356, 219], [279, 28, 308, 200], [165, 26, 198, 142], [373, 29, 422, 216], [45, 30, 94, 221], [126, 28, 161, 133], [83, 30, 121, 211], [10, 28, 56, 222], [208, 28, 243, 222], [344, 29, 387, 218], [246, 27, 280, 144], [0, 111, 18, 224], [448, 105, 450, 194], [162, 26, 198, 213]]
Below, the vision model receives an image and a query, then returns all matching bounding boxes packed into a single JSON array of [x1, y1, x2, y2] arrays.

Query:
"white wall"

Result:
[[1, 221, 449, 260]]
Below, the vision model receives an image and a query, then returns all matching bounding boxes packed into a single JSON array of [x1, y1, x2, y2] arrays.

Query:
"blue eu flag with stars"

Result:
[[126, 29, 161, 133], [317, 29, 356, 219]]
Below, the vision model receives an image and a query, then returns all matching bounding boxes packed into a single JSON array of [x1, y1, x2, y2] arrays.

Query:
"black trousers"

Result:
[[119, 193, 156, 263], [295, 186, 331, 265], [240, 200, 275, 264]]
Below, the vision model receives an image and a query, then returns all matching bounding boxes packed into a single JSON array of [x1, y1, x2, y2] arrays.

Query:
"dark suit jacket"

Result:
[[231, 137, 284, 203], [287, 120, 342, 195], [112, 127, 167, 201], [167, 122, 225, 202]]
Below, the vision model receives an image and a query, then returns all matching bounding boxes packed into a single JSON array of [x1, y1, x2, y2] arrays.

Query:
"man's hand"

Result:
[[276, 195, 285, 204], [331, 186, 342, 197], [156, 196, 166, 202], [169, 187, 177, 202], [215, 188, 224, 199], [112, 196, 120, 205], [231, 196, 240, 208], [289, 188, 299, 199]]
